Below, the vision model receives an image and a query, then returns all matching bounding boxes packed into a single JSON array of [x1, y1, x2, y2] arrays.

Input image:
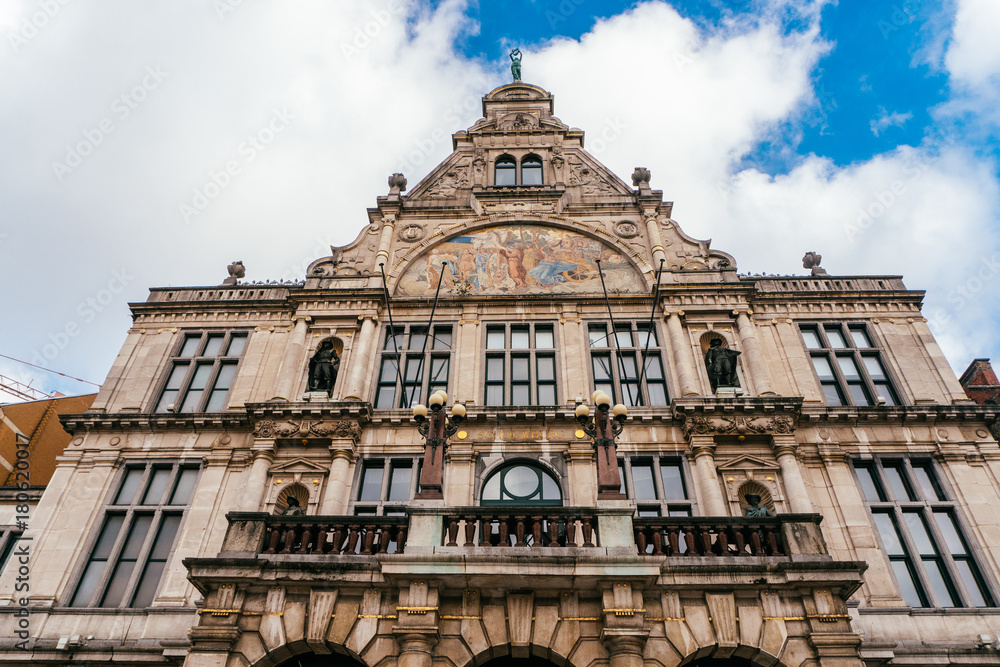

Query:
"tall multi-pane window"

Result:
[[800, 323, 899, 407], [374, 325, 453, 409], [70, 462, 199, 608], [618, 456, 693, 517], [854, 458, 993, 608], [352, 457, 421, 516], [484, 323, 557, 406], [154, 331, 248, 413], [589, 322, 668, 406]]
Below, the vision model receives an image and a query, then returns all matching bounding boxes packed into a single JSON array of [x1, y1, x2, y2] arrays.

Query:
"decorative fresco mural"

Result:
[[396, 224, 645, 296]]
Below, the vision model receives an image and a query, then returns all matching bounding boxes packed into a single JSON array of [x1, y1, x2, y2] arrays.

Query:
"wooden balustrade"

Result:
[[632, 516, 800, 556], [260, 515, 408, 556], [442, 508, 597, 548]]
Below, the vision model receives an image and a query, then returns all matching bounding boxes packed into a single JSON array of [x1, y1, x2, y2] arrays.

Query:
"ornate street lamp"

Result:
[[576, 391, 627, 500], [412, 390, 465, 499]]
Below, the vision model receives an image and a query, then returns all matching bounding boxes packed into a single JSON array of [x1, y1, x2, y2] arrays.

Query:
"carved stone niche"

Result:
[[265, 458, 327, 515], [717, 454, 783, 515]]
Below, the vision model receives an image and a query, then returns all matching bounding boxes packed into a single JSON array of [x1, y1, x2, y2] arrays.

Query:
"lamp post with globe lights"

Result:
[[412, 390, 465, 499], [576, 391, 627, 500]]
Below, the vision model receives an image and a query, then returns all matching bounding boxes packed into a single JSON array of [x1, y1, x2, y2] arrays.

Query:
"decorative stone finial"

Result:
[[510, 48, 522, 82], [631, 167, 651, 193], [223, 260, 245, 285], [802, 252, 829, 276], [388, 173, 407, 195]]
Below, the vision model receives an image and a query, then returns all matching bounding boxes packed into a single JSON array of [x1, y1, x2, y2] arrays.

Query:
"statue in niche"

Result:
[[743, 493, 772, 518], [704, 338, 741, 393], [308, 339, 340, 396], [279, 496, 304, 516]]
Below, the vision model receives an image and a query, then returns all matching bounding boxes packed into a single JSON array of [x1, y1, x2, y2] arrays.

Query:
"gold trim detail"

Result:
[[762, 616, 806, 621], [807, 614, 851, 622], [647, 617, 685, 622], [561, 617, 601, 621], [603, 608, 646, 616], [439, 615, 483, 620], [397, 606, 438, 614], [198, 609, 241, 616], [358, 614, 398, 619]]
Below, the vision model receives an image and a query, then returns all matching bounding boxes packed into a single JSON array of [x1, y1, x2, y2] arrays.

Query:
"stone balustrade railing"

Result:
[[633, 514, 826, 557], [218, 511, 828, 558], [443, 507, 597, 548]]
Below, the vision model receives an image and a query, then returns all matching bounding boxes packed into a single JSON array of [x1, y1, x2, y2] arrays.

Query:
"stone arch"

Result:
[[467, 645, 573, 667], [265, 651, 369, 667], [389, 216, 653, 294], [679, 655, 784, 667], [480, 459, 563, 506]]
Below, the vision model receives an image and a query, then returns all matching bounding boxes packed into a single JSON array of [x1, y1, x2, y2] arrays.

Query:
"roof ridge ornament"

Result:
[[510, 48, 522, 82]]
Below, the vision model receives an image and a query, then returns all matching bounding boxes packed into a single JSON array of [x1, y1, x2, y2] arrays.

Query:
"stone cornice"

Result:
[[800, 403, 999, 425]]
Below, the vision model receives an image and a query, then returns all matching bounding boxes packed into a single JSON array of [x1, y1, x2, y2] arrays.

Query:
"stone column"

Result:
[[270, 316, 309, 401], [665, 312, 700, 396], [773, 435, 813, 513], [393, 630, 438, 667], [735, 309, 775, 396], [319, 445, 356, 514], [603, 631, 650, 667], [691, 437, 727, 515], [240, 444, 275, 511], [343, 315, 378, 401]]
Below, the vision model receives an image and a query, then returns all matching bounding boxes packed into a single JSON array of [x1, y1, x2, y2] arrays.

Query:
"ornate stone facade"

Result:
[[3, 82, 1000, 667]]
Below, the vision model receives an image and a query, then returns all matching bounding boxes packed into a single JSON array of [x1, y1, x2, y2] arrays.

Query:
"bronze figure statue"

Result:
[[743, 493, 772, 518], [308, 339, 340, 397], [510, 48, 522, 82], [704, 338, 741, 393], [279, 496, 304, 516]]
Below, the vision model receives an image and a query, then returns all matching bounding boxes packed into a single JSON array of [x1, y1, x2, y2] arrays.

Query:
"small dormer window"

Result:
[[521, 155, 543, 185], [495, 156, 516, 186]]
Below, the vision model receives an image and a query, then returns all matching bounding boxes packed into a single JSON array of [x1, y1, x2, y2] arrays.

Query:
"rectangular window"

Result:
[[854, 458, 994, 608], [70, 462, 199, 608], [619, 456, 694, 516], [800, 323, 900, 406], [351, 457, 420, 515], [483, 323, 558, 406], [588, 322, 668, 406], [374, 324, 453, 409], [0, 528, 23, 577], [154, 331, 249, 413]]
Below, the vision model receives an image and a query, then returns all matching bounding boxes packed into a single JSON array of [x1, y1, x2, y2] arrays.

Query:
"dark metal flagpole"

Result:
[[595, 259, 636, 405], [635, 258, 666, 397], [379, 263, 409, 408], [409, 262, 447, 407]]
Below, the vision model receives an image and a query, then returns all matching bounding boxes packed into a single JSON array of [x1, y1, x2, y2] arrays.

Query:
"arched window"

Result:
[[521, 155, 543, 185], [481, 461, 562, 505], [494, 156, 517, 186]]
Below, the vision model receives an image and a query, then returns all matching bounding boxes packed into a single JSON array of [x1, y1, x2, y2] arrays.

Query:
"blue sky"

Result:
[[1, 0, 999, 400]]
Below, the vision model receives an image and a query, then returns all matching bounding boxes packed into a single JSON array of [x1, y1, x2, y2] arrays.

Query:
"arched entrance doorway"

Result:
[[272, 652, 366, 667], [478, 655, 568, 667], [686, 659, 767, 667]]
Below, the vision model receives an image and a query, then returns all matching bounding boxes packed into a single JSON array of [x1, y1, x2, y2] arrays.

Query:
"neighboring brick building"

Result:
[[960, 359, 1000, 405], [3, 82, 1000, 667]]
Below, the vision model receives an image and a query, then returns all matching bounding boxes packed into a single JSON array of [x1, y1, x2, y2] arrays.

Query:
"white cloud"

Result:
[[945, 0, 1000, 86], [869, 107, 912, 136]]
